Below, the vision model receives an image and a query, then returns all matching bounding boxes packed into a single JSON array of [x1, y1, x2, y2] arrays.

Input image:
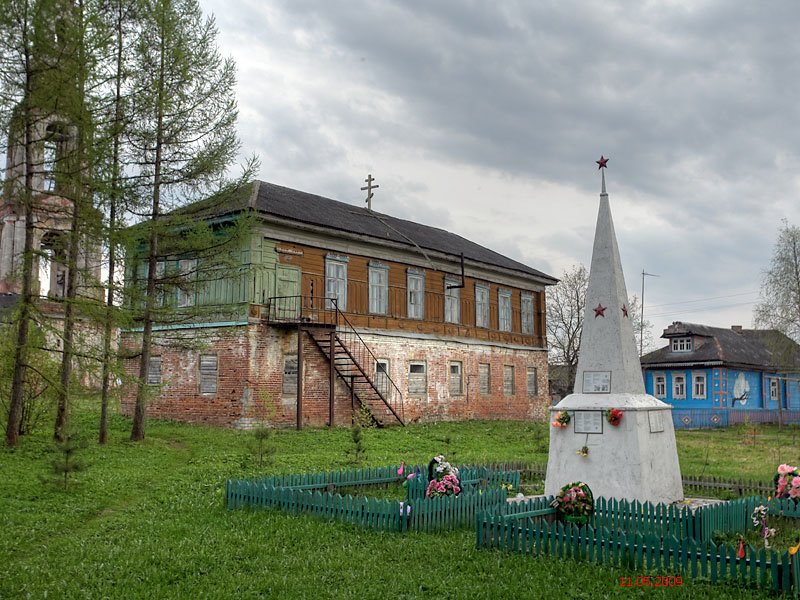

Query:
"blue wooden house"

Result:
[[640, 322, 800, 425]]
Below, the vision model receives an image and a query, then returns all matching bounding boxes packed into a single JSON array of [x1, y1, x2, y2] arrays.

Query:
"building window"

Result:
[[654, 373, 666, 398], [498, 289, 512, 332], [521, 292, 535, 335], [325, 255, 348, 311], [479, 363, 490, 395], [283, 355, 298, 397], [692, 372, 706, 399], [199, 354, 218, 394], [43, 139, 57, 192], [407, 270, 424, 319], [408, 361, 426, 395], [671, 337, 692, 353], [475, 284, 490, 328], [771, 378, 780, 401], [444, 276, 461, 324], [368, 263, 388, 315], [449, 361, 463, 396], [375, 359, 390, 397], [176, 258, 197, 308], [673, 374, 686, 400], [146, 356, 161, 385], [503, 365, 515, 395], [155, 260, 165, 306], [527, 367, 538, 396]]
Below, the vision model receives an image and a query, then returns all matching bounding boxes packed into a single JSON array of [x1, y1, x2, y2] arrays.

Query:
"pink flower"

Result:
[[792, 476, 800, 489], [778, 464, 797, 476], [790, 486, 800, 499]]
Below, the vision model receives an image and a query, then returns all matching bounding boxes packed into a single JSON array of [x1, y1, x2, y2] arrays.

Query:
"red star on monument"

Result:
[[596, 155, 609, 169], [593, 303, 607, 318], [621, 305, 629, 318]]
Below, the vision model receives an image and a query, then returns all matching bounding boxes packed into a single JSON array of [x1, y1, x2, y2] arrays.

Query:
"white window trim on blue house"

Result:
[[654, 373, 666, 398], [673, 374, 686, 400], [692, 371, 706, 399], [671, 337, 692, 352]]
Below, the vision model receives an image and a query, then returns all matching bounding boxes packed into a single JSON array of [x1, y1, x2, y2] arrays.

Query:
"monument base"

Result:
[[544, 393, 684, 504]]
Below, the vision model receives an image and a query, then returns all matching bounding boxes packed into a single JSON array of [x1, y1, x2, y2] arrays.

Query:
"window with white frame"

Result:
[[503, 365, 515, 395], [692, 372, 706, 399], [176, 258, 197, 308], [671, 337, 692, 352], [498, 289, 512, 332], [479, 363, 490, 395], [654, 373, 666, 398], [199, 354, 218, 394], [444, 276, 461, 324], [283, 355, 298, 397], [146, 356, 161, 385], [375, 359, 390, 397], [771, 378, 780, 401], [673, 374, 686, 399], [449, 361, 463, 396], [527, 367, 538, 397], [521, 292, 535, 335], [368, 262, 388, 315], [43, 138, 57, 192], [475, 284, 490, 328], [407, 270, 424, 319], [325, 255, 348, 311], [408, 361, 426, 395]]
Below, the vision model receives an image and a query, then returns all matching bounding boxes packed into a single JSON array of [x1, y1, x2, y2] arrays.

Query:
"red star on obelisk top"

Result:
[[621, 305, 629, 318], [593, 303, 606, 318], [596, 155, 609, 169]]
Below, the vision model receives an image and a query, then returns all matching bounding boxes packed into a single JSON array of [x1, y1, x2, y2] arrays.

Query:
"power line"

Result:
[[646, 290, 759, 309], [647, 300, 757, 319]]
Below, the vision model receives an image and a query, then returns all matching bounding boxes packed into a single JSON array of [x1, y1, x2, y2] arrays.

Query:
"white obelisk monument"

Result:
[[545, 157, 683, 504]]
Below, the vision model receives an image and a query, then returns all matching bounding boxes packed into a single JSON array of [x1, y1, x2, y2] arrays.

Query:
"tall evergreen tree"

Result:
[[125, 0, 250, 441]]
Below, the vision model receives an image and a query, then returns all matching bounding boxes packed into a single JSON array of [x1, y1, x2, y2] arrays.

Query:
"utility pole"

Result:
[[361, 174, 378, 211], [641, 270, 659, 357]]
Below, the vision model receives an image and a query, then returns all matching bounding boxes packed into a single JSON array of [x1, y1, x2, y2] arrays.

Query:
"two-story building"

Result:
[[120, 181, 557, 428], [641, 321, 800, 427]]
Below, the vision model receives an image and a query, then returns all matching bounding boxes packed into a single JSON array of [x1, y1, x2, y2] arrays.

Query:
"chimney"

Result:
[[731, 325, 743, 333]]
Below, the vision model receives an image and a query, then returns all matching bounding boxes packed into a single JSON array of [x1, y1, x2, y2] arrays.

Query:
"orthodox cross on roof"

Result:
[[361, 174, 379, 211]]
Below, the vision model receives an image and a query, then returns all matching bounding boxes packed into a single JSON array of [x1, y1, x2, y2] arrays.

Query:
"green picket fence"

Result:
[[695, 496, 800, 543], [226, 464, 519, 533], [476, 516, 800, 595], [405, 466, 521, 500]]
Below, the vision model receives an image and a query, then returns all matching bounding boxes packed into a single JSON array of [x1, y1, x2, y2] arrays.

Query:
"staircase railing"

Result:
[[263, 295, 404, 425]]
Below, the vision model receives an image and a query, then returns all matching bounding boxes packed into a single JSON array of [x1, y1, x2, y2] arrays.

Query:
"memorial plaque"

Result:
[[648, 411, 664, 433], [574, 410, 603, 434], [582, 371, 611, 393]]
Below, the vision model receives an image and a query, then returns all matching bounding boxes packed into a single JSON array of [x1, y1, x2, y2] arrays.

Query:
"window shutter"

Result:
[[199, 355, 218, 394]]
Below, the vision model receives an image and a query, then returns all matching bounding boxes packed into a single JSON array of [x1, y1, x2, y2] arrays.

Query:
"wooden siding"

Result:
[[272, 240, 546, 348]]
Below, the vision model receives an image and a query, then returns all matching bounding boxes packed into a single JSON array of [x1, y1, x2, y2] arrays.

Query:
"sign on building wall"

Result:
[[574, 410, 603, 434], [583, 371, 611, 393]]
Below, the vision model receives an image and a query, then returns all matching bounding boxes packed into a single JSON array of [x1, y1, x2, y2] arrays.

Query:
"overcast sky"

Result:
[[199, 0, 800, 351]]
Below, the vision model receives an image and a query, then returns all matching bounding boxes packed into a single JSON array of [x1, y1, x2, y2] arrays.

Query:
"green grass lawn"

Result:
[[2, 408, 798, 599]]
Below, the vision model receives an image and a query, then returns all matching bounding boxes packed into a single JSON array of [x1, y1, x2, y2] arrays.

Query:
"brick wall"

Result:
[[120, 323, 549, 428]]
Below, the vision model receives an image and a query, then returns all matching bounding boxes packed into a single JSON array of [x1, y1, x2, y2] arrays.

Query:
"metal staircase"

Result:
[[263, 296, 404, 426]]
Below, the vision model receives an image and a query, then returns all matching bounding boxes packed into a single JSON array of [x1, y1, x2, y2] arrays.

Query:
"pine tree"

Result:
[[125, 0, 253, 441]]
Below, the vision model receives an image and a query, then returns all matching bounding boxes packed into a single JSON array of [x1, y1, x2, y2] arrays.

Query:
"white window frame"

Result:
[[479, 363, 490, 395], [475, 283, 490, 328], [375, 358, 390, 397], [325, 255, 348, 311], [42, 138, 57, 192], [654, 373, 666, 398], [671, 337, 692, 353], [503, 365, 515, 396], [673, 374, 686, 400], [521, 292, 535, 335], [692, 371, 706, 399], [408, 360, 427, 395], [407, 270, 424, 320], [199, 354, 218, 394], [498, 289, 512, 332], [444, 276, 461, 324], [771, 378, 780, 401], [527, 367, 538, 397], [449, 361, 463, 396], [146, 356, 161, 385], [368, 262, 388, 315], [176, 258, 197, 308]]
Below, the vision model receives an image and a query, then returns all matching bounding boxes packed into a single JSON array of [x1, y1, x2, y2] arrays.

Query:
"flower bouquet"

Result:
[[551, 411, 571, 428], [550, 481, 594, 523], [426, 455, 461, 498], [774, 464, 800, 500], [604, 408, 623, 426]]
